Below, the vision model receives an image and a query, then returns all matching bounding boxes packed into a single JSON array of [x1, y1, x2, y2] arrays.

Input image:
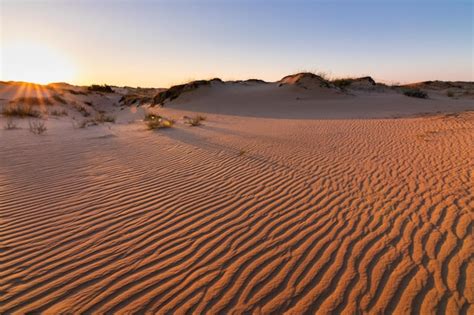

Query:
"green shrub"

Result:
[[146, 115, 174, 130], [332, 79, 352, 89]]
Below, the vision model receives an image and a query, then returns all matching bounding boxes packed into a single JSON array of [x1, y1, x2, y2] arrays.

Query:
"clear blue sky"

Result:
[[1, 0, 472, 87]]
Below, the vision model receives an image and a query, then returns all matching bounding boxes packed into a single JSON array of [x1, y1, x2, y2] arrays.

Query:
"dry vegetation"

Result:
[[50, 109, 68, 117], [88, 84, 114, 93], [2, 104, 42, 118], [51, 94, 67, 104], [95, 113, 116, 123], [145, 113, 175, 130], [403, 88, 428, 98], [184, 115, 206, 126], [28, 120, 47, 135], [4, 118, 18, 130], [10, 96, 53, 106]]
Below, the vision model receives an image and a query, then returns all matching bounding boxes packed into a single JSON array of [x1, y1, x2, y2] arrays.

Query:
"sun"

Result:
[[1, 41, 76, 84]]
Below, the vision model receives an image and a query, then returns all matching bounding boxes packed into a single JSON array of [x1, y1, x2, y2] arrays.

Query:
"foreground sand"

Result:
[[1, 107, 473, 313]]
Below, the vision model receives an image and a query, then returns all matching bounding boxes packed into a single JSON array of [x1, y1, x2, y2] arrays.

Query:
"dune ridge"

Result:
[[1, 108, 473, 313]]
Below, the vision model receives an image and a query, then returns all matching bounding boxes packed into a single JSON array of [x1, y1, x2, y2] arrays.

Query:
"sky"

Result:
[[0, 0, 472, 87]]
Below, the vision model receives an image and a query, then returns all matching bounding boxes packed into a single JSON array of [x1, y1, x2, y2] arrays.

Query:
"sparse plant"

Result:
[[77, 119, 98, 128], [185, 115, 205, 126], [238, 149, 247, 156], [10, 96, 53, 106], [4, 118, 18, 130], [28, 120, 47, 135], [77, 106, 91, 117], [146, 114, 174, 130], [51, 94, 67, 104], [446, 90, 454, 98], [332, 78, 353, 89], [50, 109, 68, 116], [95, 113, 116, 123], [2, 104, 42, 118], [403, 89, 428, 99], [67, 89, 88, 95], [88, 84, 114, 93]]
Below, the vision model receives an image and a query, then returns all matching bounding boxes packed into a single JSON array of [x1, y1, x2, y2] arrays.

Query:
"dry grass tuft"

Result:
[[50, 109, 68, 116], [95, 113, 116, 123], [184, 115, 205, 126], [2, 104, 42, 118], [10, 97, 53, 106], [28, 120, 47, 135], [51, 94, 67, 104], [4, 118, 18, 130]]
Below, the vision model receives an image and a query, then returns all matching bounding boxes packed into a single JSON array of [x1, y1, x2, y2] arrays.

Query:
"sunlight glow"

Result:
[[2, 42, 76, 84]]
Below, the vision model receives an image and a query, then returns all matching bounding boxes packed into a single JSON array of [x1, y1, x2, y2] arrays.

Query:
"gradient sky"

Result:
[[1, 0, 472, 87]]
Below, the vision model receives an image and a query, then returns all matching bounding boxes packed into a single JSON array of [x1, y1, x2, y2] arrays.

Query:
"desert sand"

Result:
[[0, 76, 473, 314]]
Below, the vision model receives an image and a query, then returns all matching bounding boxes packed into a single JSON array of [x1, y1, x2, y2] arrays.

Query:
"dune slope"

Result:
[[0, 109, 473, 313]]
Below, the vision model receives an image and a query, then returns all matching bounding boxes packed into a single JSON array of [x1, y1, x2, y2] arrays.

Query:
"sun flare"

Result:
[[2, 42, 76, 84]]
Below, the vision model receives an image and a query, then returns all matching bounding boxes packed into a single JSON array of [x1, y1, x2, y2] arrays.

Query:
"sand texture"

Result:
[[1, 80, 473, 314]]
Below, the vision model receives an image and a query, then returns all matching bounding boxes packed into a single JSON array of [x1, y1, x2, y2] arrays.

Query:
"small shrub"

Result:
[[332, 79, 352, 89], [146, 115, 174, 130], [77, 106, 91, 117], [10, 97, 53, 106], [95, 113, 115, 123], [77, 119, 98, 129], [88, 84, 114, 93], [446, 90, 455, 98], [50, 109, 68, 116], [238, 149, 246, 156], [67, 89, 88, 95], [2, 104, 41, 118], [51, 94, 67, 104], [185, 115, 205, 127], [29, 120, 47, 135], [4, 118, 18, 130], [403, 89, 428, 99]]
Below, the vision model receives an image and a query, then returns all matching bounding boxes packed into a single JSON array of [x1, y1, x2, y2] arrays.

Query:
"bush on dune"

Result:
[[88, 84, 114, 93], [2, 104, 42, 118], [332, 79, 353, 89], [403, 89, 428, 99], [95, 113, 116, 123], [50, 109, 68, 116], [51, 94, 67, 104], [10, 97, 53, 106]]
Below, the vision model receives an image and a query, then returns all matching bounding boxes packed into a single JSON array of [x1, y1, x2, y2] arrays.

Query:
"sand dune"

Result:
[[0, 79, 473, 314]]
